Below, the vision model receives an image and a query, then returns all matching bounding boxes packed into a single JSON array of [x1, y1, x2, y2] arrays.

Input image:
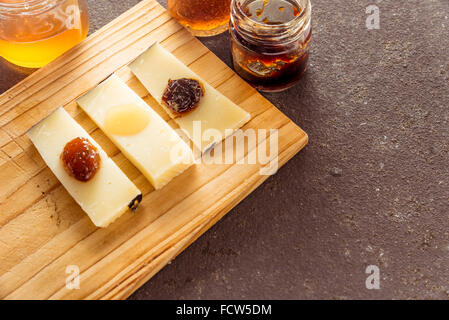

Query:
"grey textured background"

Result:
[[1, 0, 449, 299]]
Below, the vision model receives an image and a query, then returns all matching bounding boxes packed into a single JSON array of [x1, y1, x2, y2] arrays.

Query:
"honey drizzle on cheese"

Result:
[[104, 103, 150, 136]]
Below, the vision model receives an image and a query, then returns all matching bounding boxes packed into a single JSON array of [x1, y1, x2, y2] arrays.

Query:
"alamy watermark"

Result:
[[366, 5, 380, 30], [169, 121, 280, 176], [66, 265, 80, 290], [365, 265, 380, 290], [49, 3, 82, 30]]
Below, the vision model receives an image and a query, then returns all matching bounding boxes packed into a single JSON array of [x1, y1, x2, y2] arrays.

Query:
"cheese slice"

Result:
[[129, 42, 251, 153], [27, 107, 142, 228], [77, 74, 194, 190]]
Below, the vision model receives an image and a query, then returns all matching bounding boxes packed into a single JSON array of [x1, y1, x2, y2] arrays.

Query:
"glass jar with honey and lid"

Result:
[[168, 0, 232, 37], [230, 0, 312, 92], [0, 0, 89, 68]]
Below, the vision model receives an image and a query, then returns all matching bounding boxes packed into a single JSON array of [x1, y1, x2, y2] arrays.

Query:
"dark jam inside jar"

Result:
[[61, 137, 101, 182], [230, 0, 312, 92]]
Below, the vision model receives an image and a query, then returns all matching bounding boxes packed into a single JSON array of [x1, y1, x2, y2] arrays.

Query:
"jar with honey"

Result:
[[230, 0, 312, 92], [168, 0, 232, 37], [0, 0, 89, 68]]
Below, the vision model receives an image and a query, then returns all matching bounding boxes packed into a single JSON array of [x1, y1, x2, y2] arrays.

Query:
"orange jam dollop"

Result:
[[61, 137, 101, 182]]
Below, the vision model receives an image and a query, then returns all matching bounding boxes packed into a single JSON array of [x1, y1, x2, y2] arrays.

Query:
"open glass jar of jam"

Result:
[[0, 0, 89, 68], [230, 0, 311, 92]]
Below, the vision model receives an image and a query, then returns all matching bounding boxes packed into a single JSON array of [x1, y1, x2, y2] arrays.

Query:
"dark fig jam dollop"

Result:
[[61, 137, 101, 182], [162, 78, 204, 114]]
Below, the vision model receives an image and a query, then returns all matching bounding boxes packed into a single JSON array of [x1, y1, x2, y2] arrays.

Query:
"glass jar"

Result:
[[0, 0, 89, 68], [168, 0, 232, 37], [230, 0, 311, 92]]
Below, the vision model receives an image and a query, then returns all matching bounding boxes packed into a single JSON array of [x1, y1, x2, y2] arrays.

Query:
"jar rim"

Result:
[[231, 0, 310, 29], [0, 0, 62, 11], [230, 0, 312, 45]]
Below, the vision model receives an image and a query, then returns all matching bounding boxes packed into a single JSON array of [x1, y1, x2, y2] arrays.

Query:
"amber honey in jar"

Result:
[[230, 0, 311, 92], [0, 0, 89, 68], [168, 0, 232, 37]]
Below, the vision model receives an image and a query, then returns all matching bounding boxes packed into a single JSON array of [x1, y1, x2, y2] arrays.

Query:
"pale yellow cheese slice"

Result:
[[129, 42, 251, 153], [77, 74, 194, 190], [27, 107, 142, 228]]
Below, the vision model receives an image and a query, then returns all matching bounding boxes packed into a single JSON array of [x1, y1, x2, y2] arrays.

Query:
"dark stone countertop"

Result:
[[1, 0, 448, 299]]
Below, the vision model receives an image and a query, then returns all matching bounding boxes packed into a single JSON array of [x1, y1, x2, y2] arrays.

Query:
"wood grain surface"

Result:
[[0, 0, 307, 299]]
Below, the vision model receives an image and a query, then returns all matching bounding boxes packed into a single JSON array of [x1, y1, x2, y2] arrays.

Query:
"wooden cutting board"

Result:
[[0, 0, 308, 299]]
